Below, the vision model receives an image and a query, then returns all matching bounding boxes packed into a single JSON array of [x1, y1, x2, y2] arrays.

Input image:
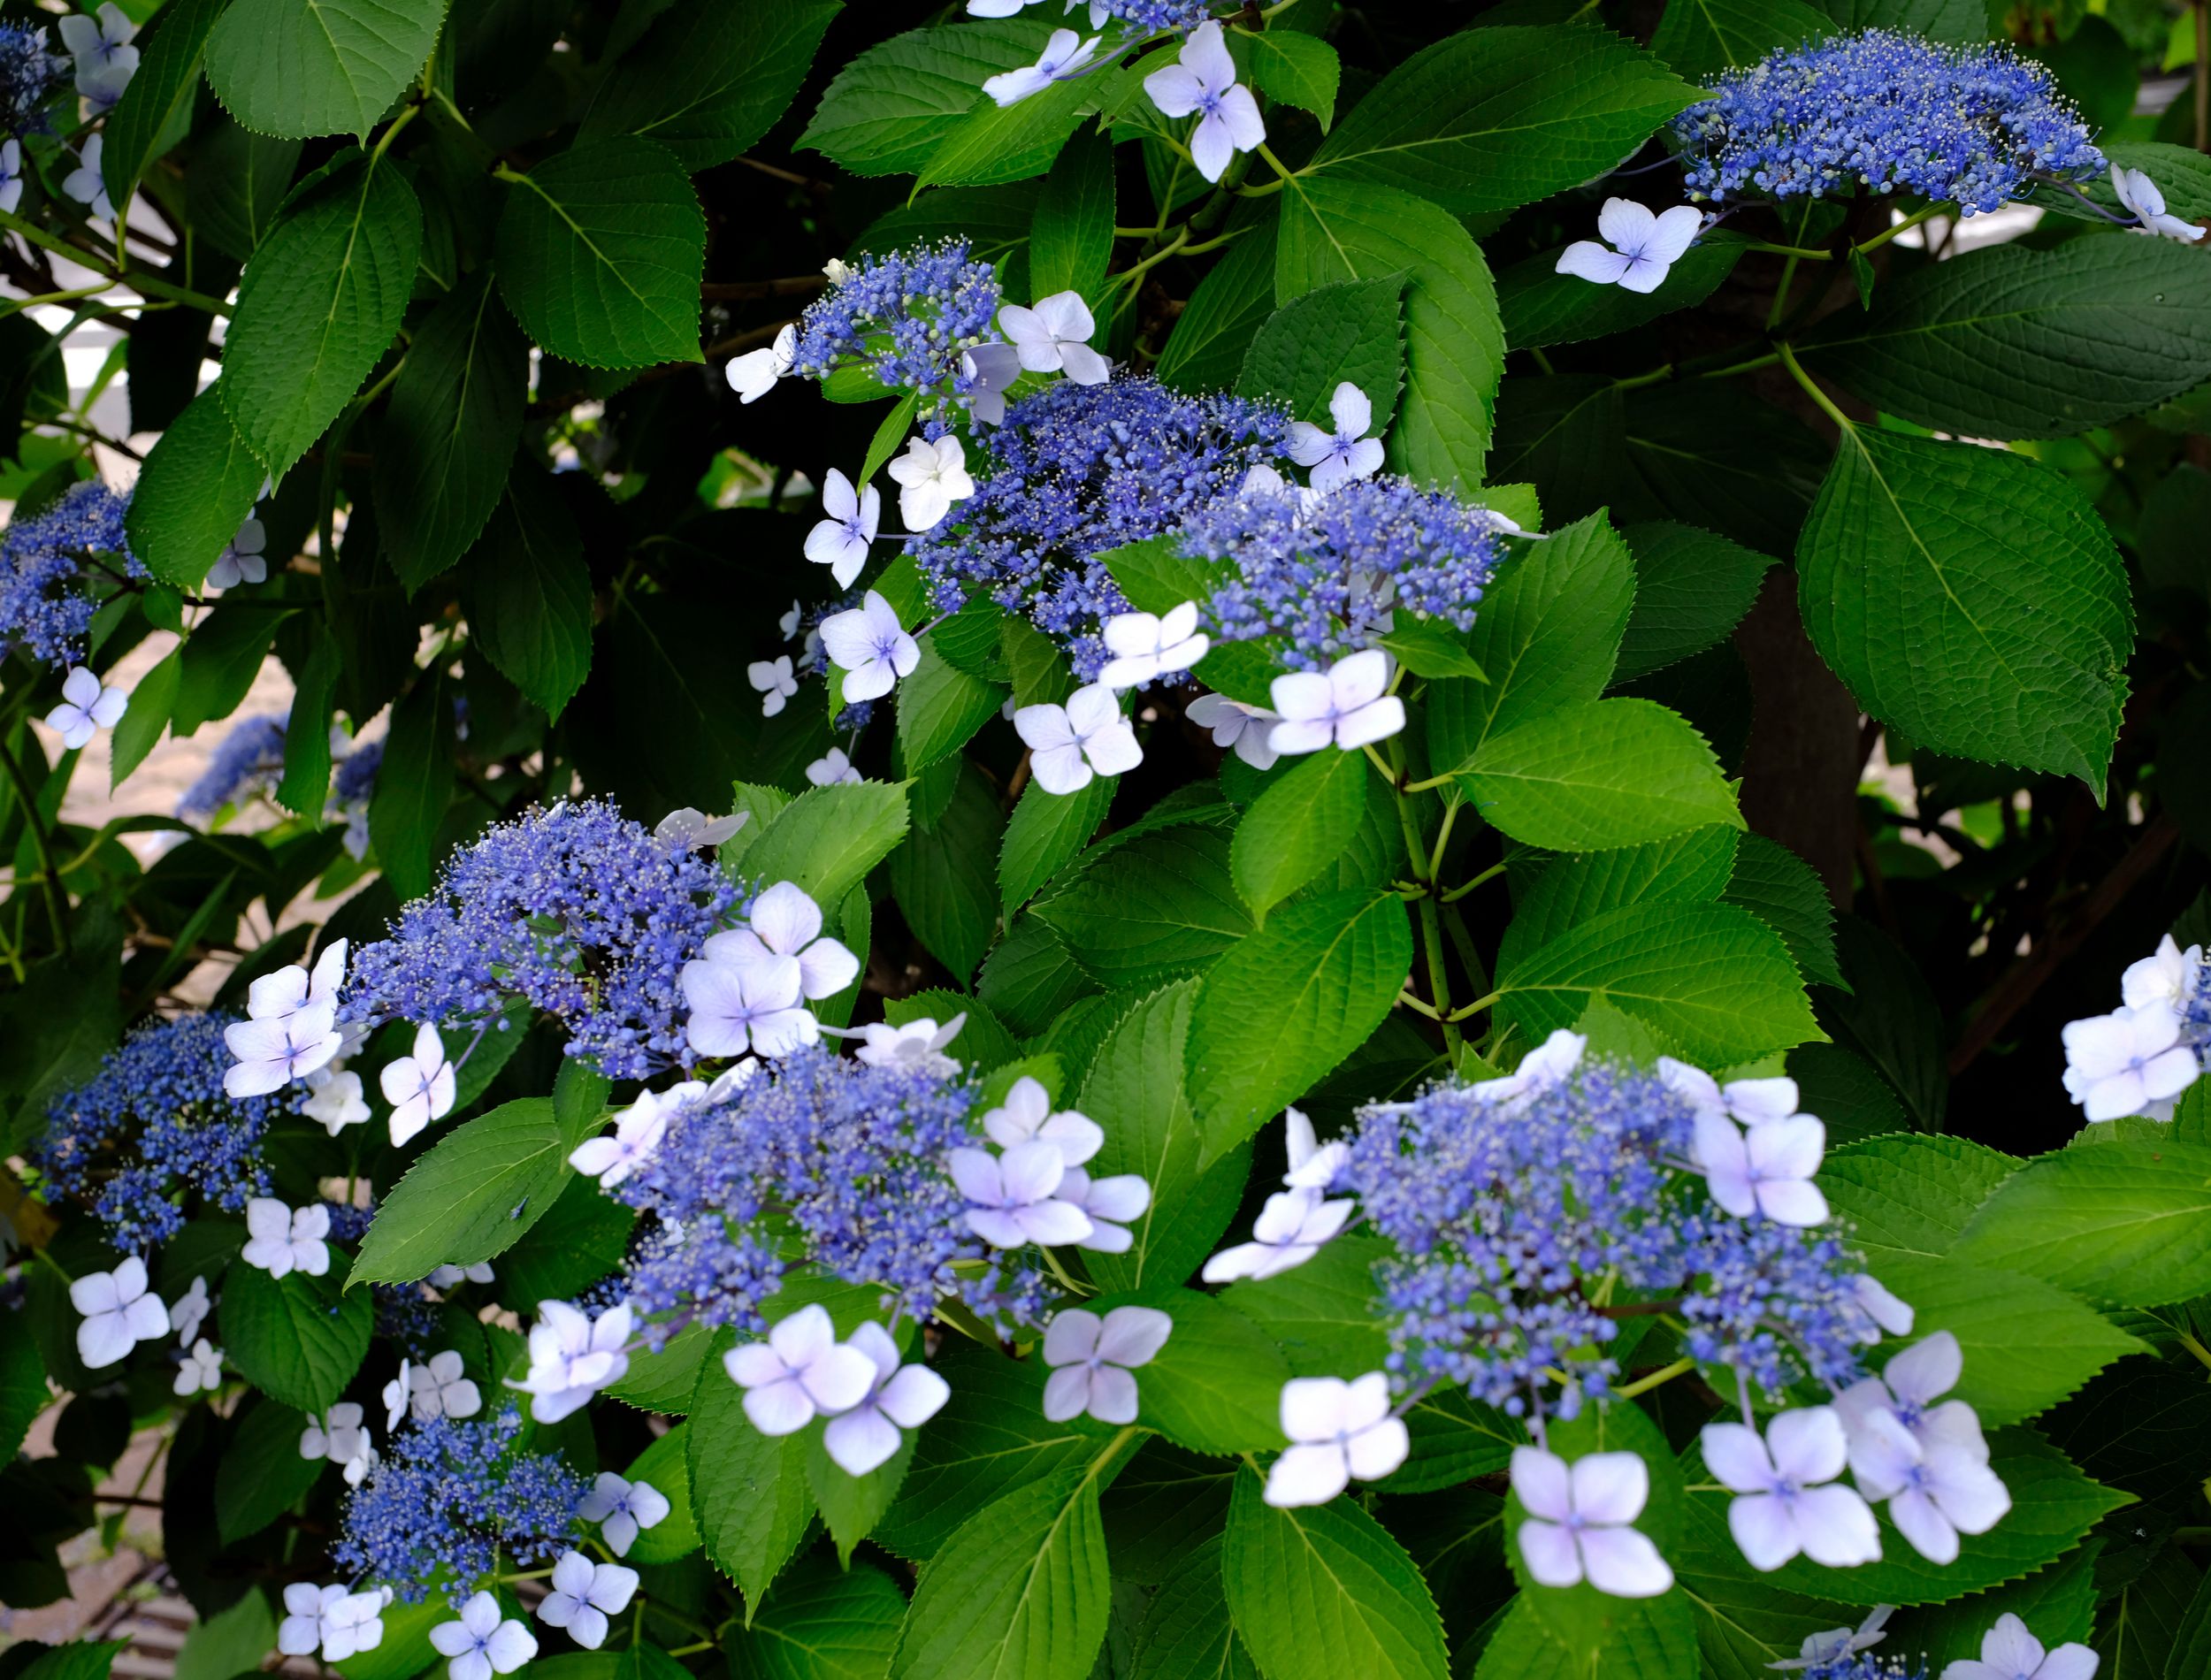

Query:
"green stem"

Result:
[[1764, 253, 1799, 332], [1611, 1356, 1695, 1400], [1, 737, 69, 953], [1740, 239, 1832, 261], [1852, 202, 1944, 256], [1610, 363, 1675, 393], [369, 101, 421, 166], [1441, 861, 1506, 904], [1774, 340, 1854, 433], [1396, 989, 1441, 1020], [1447, 990, 1501, 1023], [2176, 1327, 2211, 1377]]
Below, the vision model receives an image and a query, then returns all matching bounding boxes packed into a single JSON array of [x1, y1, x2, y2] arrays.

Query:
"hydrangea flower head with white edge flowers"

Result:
[[1510, 1446, 1673, 1597], [224, 1001, 342, 1099], [513, 1299, 633, 1423], [723, 1302, 877, 1435], [1143, 21, 1265, 183], [823, 1321, 952, 1475], [1700, 1406, 1880, 1571], [819, 589, 921, 704], [886, 433, 975, 531], [44, 665, 126, 749], [951, 1139, 1095, 1248], [241, 1197, 332, 1279], [701, 881, 859, 1004], [431, 1592, 538, 1680], [1014, 683, 1143, 795], [747, 654, 798, 717], [2111, 164, 2205, 242], [578, 1471, 673, 1557], [1267, 648, 1404, 754], [1694, 1107, 1830, 1227], [1187, 693, 1280, 770], [569, 1088, 675, 1187], [725, 323, 796, 403], [1835, 1331, 2010, 1564], [537, 1552, 639, 1651], [1288, 382, 1387, 493], [983, 27, 1100, 108], [804, 468, 879, 588], [998, 290, 1110, 385], [1557, 199, 1703, 294], [1201, 1185, 1355, 1282], [1939, 1613, 2099, 1680], [208, 515, 267, 589], [1098, 600, 1208, 690], [1042, 1305, 1172, 1424], [2060, 1002, 2199, 1122], [381, 1022, 457, 1144], [1265, 1372, 1410, 1507]]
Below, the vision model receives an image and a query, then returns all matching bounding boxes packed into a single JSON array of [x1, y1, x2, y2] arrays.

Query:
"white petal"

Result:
[[1698, 1422, 1774, 1493], [822, 1405, 904, 1475], [1514, 1517, 1583, 1586], [1555, 241, 1635, 286], [1509, 1446, 1572, 1522], [1569, 1452, 1649, 1524], [1576, 1524, 1672, 1597], [1794, 1484, 1881, 1569], [1726, 1492, 1802, 1571], [1095, 1306, 1172, 1367], [1596, 197, 1659, 252], [1265, 1442, 1350, 1508]]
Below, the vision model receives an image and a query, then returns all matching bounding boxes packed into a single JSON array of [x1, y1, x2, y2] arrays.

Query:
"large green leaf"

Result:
[[1795, 427, 2131, 795], [1456, 698, 1742, 851], [1130, 1539, 1259, 1679], [1104, 1289, 1286, 1456], [215, 1400, 323, 1545], [739, 778, 911, 910], [1230, 746, 1370, 917], [124, 386, 268, 589], [798, 21, 1050, 178], [689, 1333, 813, 1607], [1236, 277, 1405, 431], [1035, 824, 1254, 989], [886, 761, 1002, 981], [1275, 178, 1504, 492], [0, 1309, 42, 1463], [377, 272, 528, 592], [999, 774, 1113, 918], [1222, 1236, 1391, 1378], [494, 138, 707, 370], [1820, 1134, 2020, 1264], [726, 1557, 907, 1680], [1221, 1467, 1449, 1680], [1649, 0, 1834, 80], [1799, 237, 2211, 440], [581, 0, 838, 171], [103, 0, 228, 207], [219, 152, 422, 474], [219, 1267, 373, 1412], [365, 672, 454, 899], [1156, 213, 1280, 393], [1615, 520, 1773, 683], [1722, 832, 1844, 991], [1496, 825, 1741, 974], [1030, 128, 1114, 302], [1948, 1139, 2211, 1306], [917, 70, 1094, 191], [1305, 25, 1696, 215], [204, 0, 446, 141], [897, 635, 1006, 774], [1187, 890, 1413, 1162], [460, 468, 594, 720]]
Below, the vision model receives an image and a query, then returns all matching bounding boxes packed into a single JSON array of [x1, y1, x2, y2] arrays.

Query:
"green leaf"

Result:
[[1813, 0, 1982, 38], [1948, 1139, 2211, 1306], [917, 70, 1094, 191], [1187, 890, 1413, 1162], [799, 21, 1052, 178], [1221, 1466, 1449, 1680], [1035, 824, 1255, 989], [493, 138, 707, 370], [1496, 825, 1741, 974], [1722, 832, 1844, 991], [1245, 30, 1340, 130], [741, 778, 911, 910], [219, 152, 422, 475], [1221, 1235, 1390, 1377], [580, 0, 838, 171], [0, 1308, 42, 1463], [1156, 213, 1280, 394], [103, 0, 228, 207], [897, 635, 1006, 774], [377, 272, 528, 592], [1275, 179, 1503, 492], [618, 1424, 700, 1565], [460, 468, 594, 719], [727, 1556, 907, 1680], [276, 624, 341, 816], [1427, 512, 1636, 774], [109, 645, 180, 790], [1795, 427, 2132, 796], [1305, 25, 1696, 216], [348, 1097, 588, 1286], [1649, 0, 1835, 81], [1130, 1539, 1260, 1679], [890, 1465, 1114, 1680], [1496, 901, 1821, 1065], [1107, 1288, 1287, 1455], [2096, 1547, 2199, 1679], [188, 118, 302, 261], [366, 674, 454, 899], [1230, 747, 1369, 917], [215, 1400, 322, 1545], [689, 1334, 813, 1609], [1457, 698, 1742, 851], [1615, 521, 1773, 683], [125, 385, 271, 588], [1236, 276, 1405, 431], [1820, 1134, 2020, 1264], [173, 1587, 278, 1680], [204, 0, 445, 140], [1798, 237, 2211, 440], [887, 761, 1002, 981], [1497, 238, 1743, 353], [1031, 127, 1115, 302], [219, 1266, 372, 1412], [606, 1323, 715, 1414], [1000, 774, 1113, 918], [16, 1645, 126, 1680], [172, 605, 289, 737]]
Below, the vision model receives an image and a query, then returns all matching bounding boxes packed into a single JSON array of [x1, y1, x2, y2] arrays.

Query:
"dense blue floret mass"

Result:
[[0, 482, 142, 668], [791, 240, 1002, 403], [178, 713, 288, 822], [0, 24, 63, 135], [1671, 30, 2104, 212]]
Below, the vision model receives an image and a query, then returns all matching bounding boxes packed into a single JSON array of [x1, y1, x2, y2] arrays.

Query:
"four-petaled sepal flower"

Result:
[[1557, 199, 1703, 294]]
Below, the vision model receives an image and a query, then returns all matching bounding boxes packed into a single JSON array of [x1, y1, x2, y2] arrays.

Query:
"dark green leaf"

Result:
[[460, 469, 594, 719], [1230, 747, 1369, 917], [1615, 520, 1773, 683], [366, 674, 455, 899], [581, 0, 838, 171], [219, 1267, 373, 1412], [124, 386, 269, 589], [103, 0, 229, 207], [1236, 276, 1405, 431], [204, 0, 445, 140]]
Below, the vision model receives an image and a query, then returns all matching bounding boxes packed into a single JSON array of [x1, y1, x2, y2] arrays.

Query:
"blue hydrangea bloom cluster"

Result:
[[1095, 1, 1218, 28], [343, 800, 739, 1081], [791, 241, 1001, 408], [1182, 475, 1506, 671], [1804, 1658, 1925, 1680], [334, 1409, 586, 1604], [177, 713, 287, 822], [331, 739, 382, 808], [910, 378, 1289, 677], [1671, 31, 2104, 213], [36, 1014, 277, 1251], [615, 1047, 1051, 1344], [0, 24, 61, 136], [1333, 1058, 1872, 1423], [0, 482, 142, 668]]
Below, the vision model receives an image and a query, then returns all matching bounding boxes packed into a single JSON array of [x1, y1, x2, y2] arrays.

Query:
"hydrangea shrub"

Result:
[[3, 1, 2211, 1677]]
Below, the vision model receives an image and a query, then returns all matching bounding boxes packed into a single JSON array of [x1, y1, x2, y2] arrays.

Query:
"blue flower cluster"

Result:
[[791, 241, 1002, 408], [333, 1409, 586, 1604], [1670, 31, 2105, 213], [0, 482, 142, 668], [327, 737, 381, 858], [342, 800, 740, 1081], [1803, 1658, 1924, 1680], [910, 377, 1288, 677], [0, 23, 61, 136], [614, 1047, 1050, 1344], [178, 713, 287, 822], [1333, 1057, 1872, 1423], [1182, 475, 1506, 671], [1094, 1, 1219, 27], [36, 1013, 277, 1251]]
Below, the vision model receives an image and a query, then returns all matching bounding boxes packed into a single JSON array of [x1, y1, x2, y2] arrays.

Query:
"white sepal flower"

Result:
[[1055, 1165, 1151, 1253], [807, 747, 861, 786], [512, 1300, 633, 1424], [302, 1068, 371, 1135], [1287, 383, 1386, 493], [853, 1013, 965, 1075], [1201, 1186, 1354, 1283], [300, 1401, 366, 1464], [702, 880, 860, 1003], [1143, 21, 1265, 183], [341, 1439, 379, 1486], [225, 1003, 343, 1099], [1265, 1372, 1410, 1507], [279, 1585, 386, 1664], [1471, 1028, 1587, 1111], [2112, 164, 2205, 242], [1098, 601, 1208, 691], [1695, 1111, 1829, 1227], [681, 955, 816, 1059], [1267, 649, 1404, 755], [578, 1472, 673, 1557], [406, 1349, 483, 1421], [822, 1322, 951, 1476], [208, 516, 267, 590], [381, 1022, 458, 1145], [1701, 1407, 1880, 1570], [1847, 1273, 1916, 1344], [1042, 1306, 1171, 1424], [723, 1302, 877, 1436], [1939, 1613, 2100, 1680], [819, 589, 921, 705], [44, 665, 126, 749], [654, 807, 746, 851], [1835, 1331, 2010, 1564], [1186, 692, 1281, 770], [2122, 934, 2201, 1012], [982, 1075, 1103, 1165], [0, 140, 22, 216], [60, 5, 136, 107], [1015, 683, 1142, 795], [537, 1552, 639, 1651], [804, 469, 880, 589], [1656, 1058, 1802, 1126], [1281, 1105, 1348, 1191], [1771, 1607, 1894, 1671], [383, 1359, 413, 1432], [60, 135, 113, 219], [1556, 199, 1702, 294], [982, 27, 1100, 107], [241, 1197, 332, 1279], [570, 1090, 672, 1187], [249, 939, 349, 1027], [998, 290, 1109, 385], [726, 324, 796, 403], [427, 1262, 496, 1289], [172, 1338, 223, 1397], [170, 1275, 211, 1344], [886, 433, 975, 531], [1511, 1446, 1673, 1596], [431, 1592, 538, 1680], [950, 1140, 1095, 1248], [2061, 1002, 2200, 1121]]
